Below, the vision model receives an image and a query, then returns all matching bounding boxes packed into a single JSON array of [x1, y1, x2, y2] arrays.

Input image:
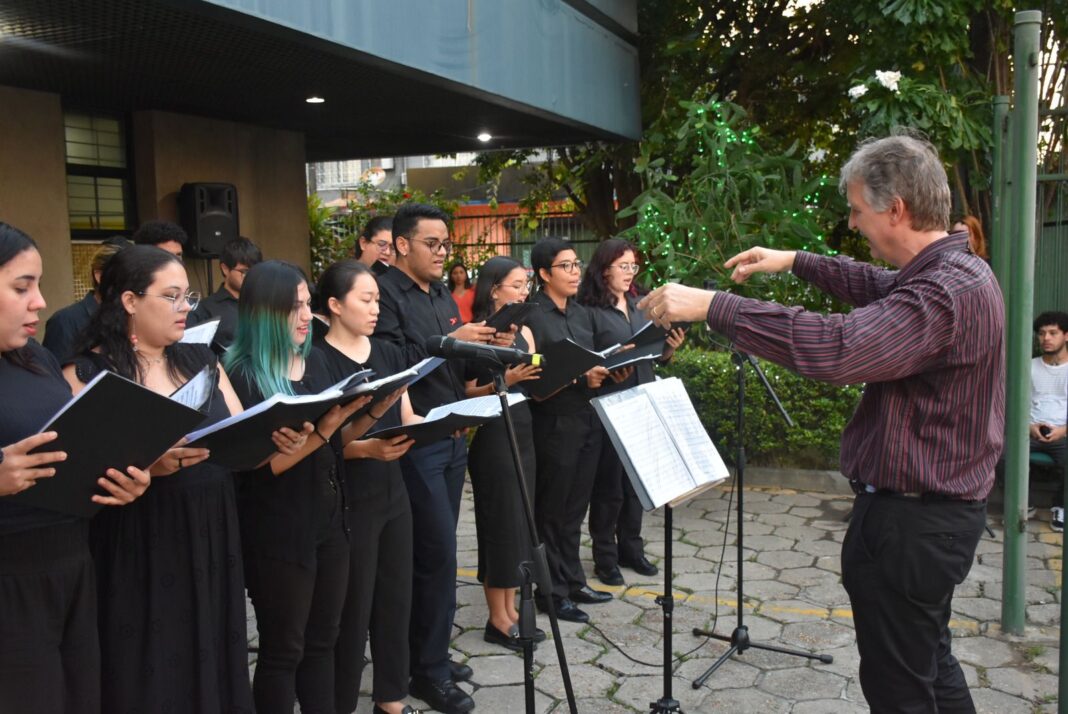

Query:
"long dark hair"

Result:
[[224, 260, 312, 398], [578, 238, 638, 309], [0, 222, 42, 372], [447, 261, 472, 291], [317, 259, 375, 317], [471, 256, 524, 322], [78, 245, 199, 384]]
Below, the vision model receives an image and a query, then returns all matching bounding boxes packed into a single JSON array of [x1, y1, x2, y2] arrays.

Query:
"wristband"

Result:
[[368, 410, 386, 420], [314, 427, 329, 444]]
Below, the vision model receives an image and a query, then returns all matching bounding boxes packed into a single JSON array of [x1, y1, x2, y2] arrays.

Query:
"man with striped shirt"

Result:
[[640, 133, 1004, 713]]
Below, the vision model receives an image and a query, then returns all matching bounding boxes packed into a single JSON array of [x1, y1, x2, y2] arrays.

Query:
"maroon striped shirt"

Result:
[[706, 234, 1005, 500]]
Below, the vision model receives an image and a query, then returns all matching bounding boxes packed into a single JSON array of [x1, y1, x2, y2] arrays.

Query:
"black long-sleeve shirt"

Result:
[[373, 266, 467, 416]]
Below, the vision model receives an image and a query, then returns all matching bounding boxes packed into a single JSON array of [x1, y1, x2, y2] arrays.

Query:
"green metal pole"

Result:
[[1001, 9, 1041, 635], [991, 96, 1011, 291], [1061, 413, 1068, 713]]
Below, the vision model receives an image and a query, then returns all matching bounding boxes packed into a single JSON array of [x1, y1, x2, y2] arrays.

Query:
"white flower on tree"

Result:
[[848, 84, 869, 99], [875, 70, 902, 92], [807, 148, 828, 163]]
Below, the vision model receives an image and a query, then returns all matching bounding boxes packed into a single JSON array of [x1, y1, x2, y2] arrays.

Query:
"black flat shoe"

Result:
[[448, 660, 473, 683], [620, 554, 659, 577], [484, 621, 525, 651], [594, 564, 625, 586], [569, 584, 613, 604], [409, 675, 474, 714]]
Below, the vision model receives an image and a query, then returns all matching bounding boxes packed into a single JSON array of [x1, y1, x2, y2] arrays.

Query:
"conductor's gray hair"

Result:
[[839, 131, 950, 232]]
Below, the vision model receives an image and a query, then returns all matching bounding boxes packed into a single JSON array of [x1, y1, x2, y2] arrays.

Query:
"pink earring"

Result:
[[130, 331, 139, 351]]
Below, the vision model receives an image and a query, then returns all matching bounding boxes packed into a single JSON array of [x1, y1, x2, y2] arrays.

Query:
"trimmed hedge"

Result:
[[656, 347, 863, 469]]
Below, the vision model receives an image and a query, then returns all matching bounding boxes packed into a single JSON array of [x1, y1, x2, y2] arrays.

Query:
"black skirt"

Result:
[[467, 400, 537, 588], [90, 472, 253, 714]]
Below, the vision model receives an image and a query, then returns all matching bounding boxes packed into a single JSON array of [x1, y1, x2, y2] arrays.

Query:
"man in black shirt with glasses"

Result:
[[374, 203, 502, 714]]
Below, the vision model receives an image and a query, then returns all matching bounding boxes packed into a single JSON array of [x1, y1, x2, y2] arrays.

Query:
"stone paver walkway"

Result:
[[254, 481, 1064, 713]]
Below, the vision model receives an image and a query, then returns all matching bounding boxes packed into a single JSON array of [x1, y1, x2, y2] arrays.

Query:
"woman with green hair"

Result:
[[225, 259, 375, 714]]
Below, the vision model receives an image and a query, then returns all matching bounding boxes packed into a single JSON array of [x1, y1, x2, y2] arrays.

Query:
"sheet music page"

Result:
[[170, 366, 214, 410], [640, 378, 729, 486], [421, 393, 526, 422], [597, 390, 695, 508], [180, 318, 220, 345]]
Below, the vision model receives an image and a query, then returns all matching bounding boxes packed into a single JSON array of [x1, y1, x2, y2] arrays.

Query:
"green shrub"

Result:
[[657, 347, 862, 469]]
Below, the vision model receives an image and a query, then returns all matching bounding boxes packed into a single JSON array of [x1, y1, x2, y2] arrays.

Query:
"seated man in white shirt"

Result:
[[1030, 311, 1068, 532]]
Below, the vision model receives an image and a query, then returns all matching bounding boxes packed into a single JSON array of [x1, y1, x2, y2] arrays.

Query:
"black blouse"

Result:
[[589, 294, 656, 394], [0, 340, 78, 535], [318, 338, 405, 502], [229, 346, 346, 567], [526, 290, 598, 414]]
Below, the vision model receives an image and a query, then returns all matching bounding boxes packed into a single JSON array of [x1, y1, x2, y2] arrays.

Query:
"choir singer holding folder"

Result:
[[639, 134, 1004, 714], [0, 223, 150, 714], [374, 203, 513, 714], [225, 260, 376, 714]]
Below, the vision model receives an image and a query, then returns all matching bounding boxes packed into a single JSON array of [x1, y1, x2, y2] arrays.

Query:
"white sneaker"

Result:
[[1052, 507, 1064, 533], [1027, 505, 1037, 519]]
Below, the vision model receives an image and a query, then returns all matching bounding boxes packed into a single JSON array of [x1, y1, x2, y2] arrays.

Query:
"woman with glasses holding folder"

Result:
[[463, 256, 546, 651], [63, 245, 266, 713], [225, 260, 374, 714], [316, 259, 419, 714], [0, 224, 150, 713], [579, 239, 685, 588]]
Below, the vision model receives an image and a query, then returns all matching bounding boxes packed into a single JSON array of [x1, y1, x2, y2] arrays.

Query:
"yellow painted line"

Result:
[[456, 567, 979, 632]]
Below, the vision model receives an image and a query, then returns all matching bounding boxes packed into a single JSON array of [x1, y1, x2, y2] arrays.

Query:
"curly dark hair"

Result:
[[76, 245, 200, 384]]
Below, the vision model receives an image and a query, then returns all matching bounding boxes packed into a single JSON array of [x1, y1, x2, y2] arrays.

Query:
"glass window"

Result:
[[64, 111, 134, 240]]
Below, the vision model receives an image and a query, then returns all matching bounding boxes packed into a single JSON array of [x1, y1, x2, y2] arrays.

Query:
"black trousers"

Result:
[[531, 406, 602, 599], [335, 472, 413, 713], [0, 520, 99, 714], [1030, 437, 1066, 507], [246, 515, 350, 714], [842, 492, 986, 714], [589, 427, 645, 570], [400, 436, 467, 682]]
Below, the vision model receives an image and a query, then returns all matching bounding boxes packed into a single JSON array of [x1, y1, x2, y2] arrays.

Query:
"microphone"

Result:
[[425, 335, 543, 367]]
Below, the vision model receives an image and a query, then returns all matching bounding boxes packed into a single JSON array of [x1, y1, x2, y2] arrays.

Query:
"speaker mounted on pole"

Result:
[[179, 182, 239, 259]]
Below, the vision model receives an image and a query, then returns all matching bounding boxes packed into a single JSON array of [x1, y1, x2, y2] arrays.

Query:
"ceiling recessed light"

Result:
[[306, 96, 325, 104], [477, 132, 492, 142]]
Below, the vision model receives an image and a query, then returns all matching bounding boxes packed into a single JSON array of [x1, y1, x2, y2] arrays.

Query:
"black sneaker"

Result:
[[409, 675, 474, 714]]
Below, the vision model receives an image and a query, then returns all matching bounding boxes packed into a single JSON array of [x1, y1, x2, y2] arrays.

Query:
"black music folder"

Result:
[[524, 338, 607, 400], [484, 302, 539, 332], [184, 369, 374, 471], [366, 393, 527, 448], [9, 371, 208, 518]]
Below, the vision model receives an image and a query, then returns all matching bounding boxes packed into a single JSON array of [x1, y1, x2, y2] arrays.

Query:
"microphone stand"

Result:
[[485, 361, 578, 714], [691, 349, 832, 689]]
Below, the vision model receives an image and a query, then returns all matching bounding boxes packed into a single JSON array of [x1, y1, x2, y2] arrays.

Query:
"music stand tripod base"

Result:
[[690, 350, 833, 690]]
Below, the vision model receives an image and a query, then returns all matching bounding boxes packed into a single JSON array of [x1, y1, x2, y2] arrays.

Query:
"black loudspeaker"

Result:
[[178, 183, 239, 258]]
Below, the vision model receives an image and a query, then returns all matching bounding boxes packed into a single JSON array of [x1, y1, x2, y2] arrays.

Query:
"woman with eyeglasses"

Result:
[[462, 256, 546, 650], [315, 260, 419, 714], [355, 215, 394, 274], [578, 239, 685, 588], [0, 224, 150, 713], [63, 245, 267, 712], [525, 237, 612, 624], [225, 260, 372, 714]]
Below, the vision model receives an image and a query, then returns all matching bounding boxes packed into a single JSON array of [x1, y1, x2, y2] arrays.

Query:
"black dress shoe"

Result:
[[594, 564, 625, 586], [409, 675, 474, 714], [620, 554, 659, 577], [448, 660, 473, 683], [536, 596, 590, 623], [569, 584, 613, 604]]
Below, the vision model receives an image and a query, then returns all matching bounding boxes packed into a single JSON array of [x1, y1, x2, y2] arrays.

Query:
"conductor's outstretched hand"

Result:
[[724, 247, 796, 283]]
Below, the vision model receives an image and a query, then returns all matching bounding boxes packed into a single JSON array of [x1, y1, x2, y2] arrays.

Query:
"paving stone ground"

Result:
[[250, 482, 1064, 713]]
